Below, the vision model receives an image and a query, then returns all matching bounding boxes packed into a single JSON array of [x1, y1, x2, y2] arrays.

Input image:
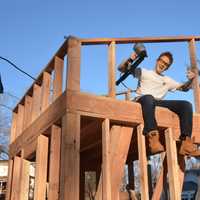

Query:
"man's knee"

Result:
[[181, 100, 193, 111], [138, 95, 156, 105]]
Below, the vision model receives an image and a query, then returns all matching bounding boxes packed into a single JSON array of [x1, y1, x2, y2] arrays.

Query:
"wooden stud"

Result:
[[66, 36, 81, 91], [102, 118, 112, 200], [60, 113, 80, 200], [95, 125, 133, 200], [48, 125, 61, 200], [23, 95, 33, 130], [32, 84, 41, 121], [16, 104, 25, 137], [137, 124, 149, 200], [10, 112, 17, 143], [165, 128, 181, 200], [108, 41, 116, 98], [53, 56, 64, 100], [19, 159, 30, 200], [188, 38, 200, 113], [10, 156, 21, 200], [34, 135, 49, 200], [41, 72, 51, 112], [5, 159, 13, 200]]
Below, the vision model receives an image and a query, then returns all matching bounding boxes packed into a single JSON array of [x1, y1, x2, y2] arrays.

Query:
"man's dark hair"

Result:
[[158, 51, 173, 66]]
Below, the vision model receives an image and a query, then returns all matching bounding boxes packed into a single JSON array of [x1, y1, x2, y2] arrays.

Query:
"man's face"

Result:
[[155, 55, 171, 74]]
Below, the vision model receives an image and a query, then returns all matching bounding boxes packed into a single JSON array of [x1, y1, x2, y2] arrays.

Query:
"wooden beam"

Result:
[[108, 41, 116, 98], [80, 35, 200, 45], [188, 38, 200, 113], [9, 93, 65, 157], [165, 128, 181, 200], [66, 36, 81, 91], [137, 124, 149, 200], [128, 162, 135, 190], [16, 104, 24, 137], [34, 135, 49, 200], [23, 95, 33, 130], [32, 84, 41, 121], [60, 113, 80, 200], [10, 112, 17, 143], [48, 125, 61, 200], [19, 159, 30, 200], [41, 72, 51, 112], [53, 56, 64, 100], [10, 156, 21, 200], [5, 159, 13, 200], [102, 119, 112, 200]]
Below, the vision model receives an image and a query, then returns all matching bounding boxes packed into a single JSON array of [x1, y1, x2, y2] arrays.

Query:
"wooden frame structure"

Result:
[[6, 35, 200, 200]]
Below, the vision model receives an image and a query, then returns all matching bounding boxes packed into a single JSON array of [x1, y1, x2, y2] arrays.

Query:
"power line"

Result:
[[0, 56, 36, 81]]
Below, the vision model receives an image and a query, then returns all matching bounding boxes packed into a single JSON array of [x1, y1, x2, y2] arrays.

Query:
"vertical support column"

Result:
[[53, 56, 64, 100], [60, 113, 80, 200], [137, 124, 149, 200], [102, 118, 112, 200], [60, 36, 81, 200], [10, 112, 17, 144], [23, 95, 33, 130], [108, 41, 116, 98], [10, 156, 22, 200], [32, 84, 41, 121], [48, 125, 61, 200], [19, 159, 30, 200], [165, 128, 181, 200], [66, 36, 81, 91], [188, 38, 200, 113], [16, 104, 25, 137], [41, 71, 51, 111], [5, 159, 13, 200], [34, 135, 49, 200]]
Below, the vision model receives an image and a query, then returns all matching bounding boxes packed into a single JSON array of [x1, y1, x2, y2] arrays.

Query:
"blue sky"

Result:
[[1, 0, 200, 109]]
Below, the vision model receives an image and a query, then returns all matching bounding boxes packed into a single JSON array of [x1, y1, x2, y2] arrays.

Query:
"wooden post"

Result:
[[5, 159, 13, 200], [53, 56, 64, 100], [188, 38, 200, 113], [10, 156, 21, 200], [108, 41, 116, 98], [10, 112, 17, 144], [66, 36, 81, 91], [16, 104, 24, 137], [48, 125, 61, 200], [60, 36, 81, 200], [19, 159, 30, 200], [137, 124, 149, 200], [41, 71, 51, 111], [102, 118, 112, 200], [32, 84, 41, 121], [34, 135, 49, 200], [23, 95, 33, 130], [165, 128, 181, 200], [60, 113, 80, 200]]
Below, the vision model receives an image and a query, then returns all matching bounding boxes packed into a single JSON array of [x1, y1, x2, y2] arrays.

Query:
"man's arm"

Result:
[[176, 79, 193, 92], [176, 70, 195, 92]]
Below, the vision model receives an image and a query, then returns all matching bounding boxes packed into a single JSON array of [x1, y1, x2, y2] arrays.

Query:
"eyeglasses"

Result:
[[157, 58, 171, 67]]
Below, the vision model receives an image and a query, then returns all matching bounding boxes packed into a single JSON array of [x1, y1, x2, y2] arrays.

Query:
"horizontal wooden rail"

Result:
[[80, 35, 200, 45]]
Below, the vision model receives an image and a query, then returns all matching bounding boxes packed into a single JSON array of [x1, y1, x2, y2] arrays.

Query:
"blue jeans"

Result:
[[137, 95, 193, 138]]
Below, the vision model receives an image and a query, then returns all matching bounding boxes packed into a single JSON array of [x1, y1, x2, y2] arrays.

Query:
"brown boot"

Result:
[[147, 130, 164, 154], [179, 136, 200, 157]]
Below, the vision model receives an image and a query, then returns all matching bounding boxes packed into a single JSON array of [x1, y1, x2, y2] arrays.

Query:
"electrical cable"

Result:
[[0, 56, 36, 81]]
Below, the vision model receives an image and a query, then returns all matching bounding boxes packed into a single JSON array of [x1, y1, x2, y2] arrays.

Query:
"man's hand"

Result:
[[186, 69, 196, 80]]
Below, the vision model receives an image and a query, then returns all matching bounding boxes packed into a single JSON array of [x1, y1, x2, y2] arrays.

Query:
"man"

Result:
[[118, 51, 200, 156]]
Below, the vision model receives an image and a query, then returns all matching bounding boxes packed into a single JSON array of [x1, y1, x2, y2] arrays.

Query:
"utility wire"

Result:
[[0, 56, 36, 81]]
